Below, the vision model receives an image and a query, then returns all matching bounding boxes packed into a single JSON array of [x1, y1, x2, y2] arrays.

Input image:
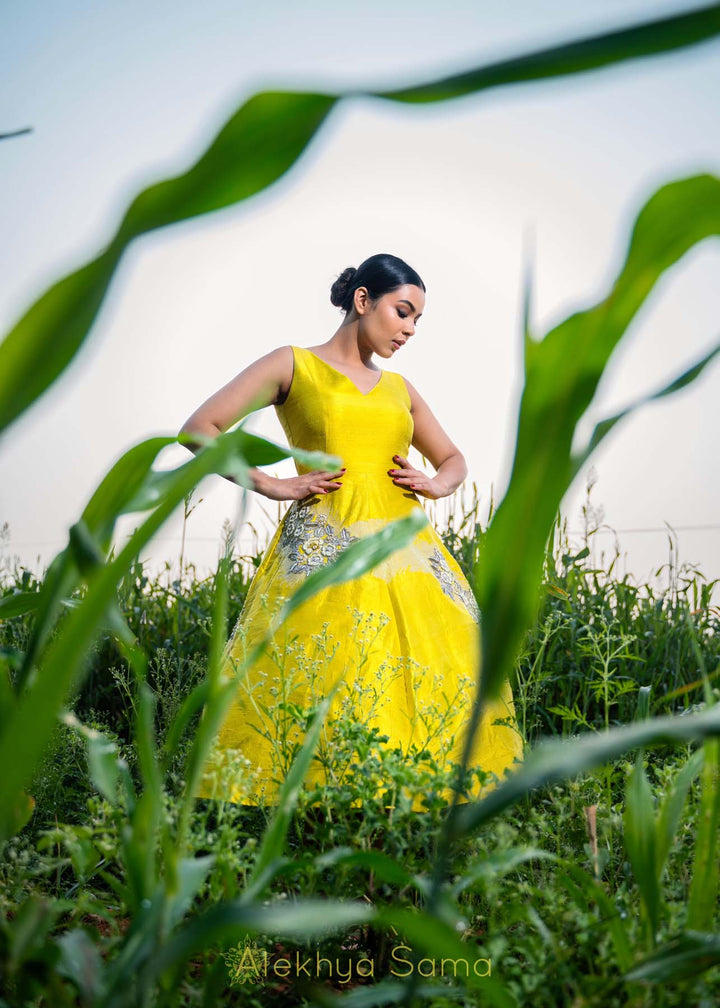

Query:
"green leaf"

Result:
[[0, 93, 338, 435], [375, 3, 720, 103], [433, 174, 720, 932], [476, 174, 720, 709], [450, 703, 720, 840], [687, 737, 720, 930], [148, 898, 377, 981], [3, 6, 720, 435], [6, 894, 69, 971], [55, 928, 106, 1003], [119, 682, 164, 912], [0, 590, 57, 620], [573, 339, 720, 473], [375, 906, 516, 1007], [274, 507, 428, 621], [14, 436, 175, 692], [309, 980, 471, 1007], [241, 686, 344, 901], [449, 847, 558, 897], [554, 858, 633, 973], [313, 846, 419, 887], [635, 685, 652, 722], [655, 746, 704, 881], [623, 755, 660, 941], [61, 711, 121, 805], [625, 930, 720, 983], [165, 855, 216, 933]]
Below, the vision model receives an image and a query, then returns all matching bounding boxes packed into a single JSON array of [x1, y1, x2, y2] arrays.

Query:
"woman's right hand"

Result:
[[258, 467, 347, 502]]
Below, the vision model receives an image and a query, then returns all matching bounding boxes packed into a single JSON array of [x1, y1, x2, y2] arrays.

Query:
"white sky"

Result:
[[2, 0, 719, 598]]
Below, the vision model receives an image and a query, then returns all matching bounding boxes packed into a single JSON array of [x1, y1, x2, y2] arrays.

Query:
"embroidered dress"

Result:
[[195, 345, 523, 811]]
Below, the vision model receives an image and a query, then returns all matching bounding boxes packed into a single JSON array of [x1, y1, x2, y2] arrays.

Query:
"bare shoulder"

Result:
[[397, 374, 424, 413], [227, 343, 295, 406], [271, 344, 297, 404], [241, 343, 295, 405], [180, 344, 295, 434], [261, 344, 295, 404]]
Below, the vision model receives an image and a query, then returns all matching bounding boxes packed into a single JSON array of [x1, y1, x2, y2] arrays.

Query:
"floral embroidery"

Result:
[[278, 500, 361, 577], [428, 546, 481, 624]]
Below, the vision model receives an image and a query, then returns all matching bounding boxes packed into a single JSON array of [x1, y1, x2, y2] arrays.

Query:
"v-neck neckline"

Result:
[[300, 346, 385, 396]]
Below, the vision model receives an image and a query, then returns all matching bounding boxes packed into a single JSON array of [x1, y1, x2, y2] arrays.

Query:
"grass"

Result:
[[1, 479, 719, 1007]]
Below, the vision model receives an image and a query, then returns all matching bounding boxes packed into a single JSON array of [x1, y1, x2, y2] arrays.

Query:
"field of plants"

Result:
[[1, 481, 719, 1007]]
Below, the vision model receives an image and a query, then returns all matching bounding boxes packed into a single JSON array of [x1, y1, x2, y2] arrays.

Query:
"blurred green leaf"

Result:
[[2, 5, 719, 435], [451, 702, 720, 840], [449, 847, 558, 897], [149, 898, 377, 979], [578, 340, 720, 467], [61, 711, 121, 805], [635, 685, 652, 722], [625, 930, 720, 983], [165, 855, 215, 933], [0, 419, 352, 843], [274, 507, 428, 620], [375, 906, 516, 1006], [375, 2, 720, 103], [310, 979, 470, 1007], [476, 174, 720, 708], [6, 894, 67, 972], [241, 686, 344, 902], [55, 927, 106, 1003]]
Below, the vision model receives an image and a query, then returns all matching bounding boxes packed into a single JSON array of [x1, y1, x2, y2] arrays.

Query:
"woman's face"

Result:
[[356, 283, 426, 358]]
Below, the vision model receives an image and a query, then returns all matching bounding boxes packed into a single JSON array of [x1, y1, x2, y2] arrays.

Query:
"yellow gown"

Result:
[[195, 345, 523, 811]]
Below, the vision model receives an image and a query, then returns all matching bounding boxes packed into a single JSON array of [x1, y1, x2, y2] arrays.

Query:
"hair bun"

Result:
[[330, 266, 357, 309], [328, 254, 425, 314]]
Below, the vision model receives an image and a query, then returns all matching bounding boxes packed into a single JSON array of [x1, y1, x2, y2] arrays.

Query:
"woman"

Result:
[[180, 253, 522, 812]]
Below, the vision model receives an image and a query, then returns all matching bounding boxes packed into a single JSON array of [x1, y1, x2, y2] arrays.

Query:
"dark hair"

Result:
[[330, 253, 425, 314]]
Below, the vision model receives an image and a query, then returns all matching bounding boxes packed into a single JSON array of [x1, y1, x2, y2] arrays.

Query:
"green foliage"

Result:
[[3, 493, 720, 1005]]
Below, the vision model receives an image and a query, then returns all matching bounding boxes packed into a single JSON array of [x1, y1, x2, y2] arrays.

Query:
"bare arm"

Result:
[[177, 345, 293, 495], [177, 345, 345, 501], [389, 377, 468, 499]]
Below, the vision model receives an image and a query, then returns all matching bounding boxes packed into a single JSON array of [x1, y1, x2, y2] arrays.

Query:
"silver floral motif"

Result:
[[428, 546, 481, 624], [278, 500, 361, 577]]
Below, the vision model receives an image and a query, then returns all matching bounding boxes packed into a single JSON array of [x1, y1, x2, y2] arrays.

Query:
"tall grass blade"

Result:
[[686, 738, 720, 930], [684, 608, 720, 932], [655, 746, 704, 881], [623, 755, 660, 943], [451, 703, 720, 838], [476, 174, 720, 708]]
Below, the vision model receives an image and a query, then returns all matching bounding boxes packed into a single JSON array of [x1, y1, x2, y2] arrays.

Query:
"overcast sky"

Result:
[[2, 0, 719, 597]]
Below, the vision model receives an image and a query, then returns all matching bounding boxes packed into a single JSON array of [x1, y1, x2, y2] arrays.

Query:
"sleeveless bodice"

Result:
[[274, 345, 416, 520]]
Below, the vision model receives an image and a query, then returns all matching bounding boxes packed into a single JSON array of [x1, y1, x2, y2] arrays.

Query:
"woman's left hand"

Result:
[[387, 455, 446, 500]]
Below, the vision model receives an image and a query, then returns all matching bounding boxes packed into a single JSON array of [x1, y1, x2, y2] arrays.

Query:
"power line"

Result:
[[567, 524, 720, 535], [5, 524, 720, 549]]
